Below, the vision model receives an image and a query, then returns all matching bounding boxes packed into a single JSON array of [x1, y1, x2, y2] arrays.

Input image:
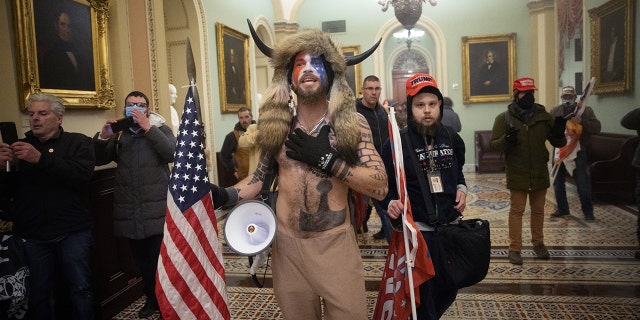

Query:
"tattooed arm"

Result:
[[330, 115, 388, 200], [211, 158, 267, 208]]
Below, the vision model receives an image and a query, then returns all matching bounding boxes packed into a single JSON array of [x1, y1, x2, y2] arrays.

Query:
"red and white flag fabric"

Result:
[[156, 86, 231, 320], [552, 77, 596, 178], [373, 108, 435, 320]]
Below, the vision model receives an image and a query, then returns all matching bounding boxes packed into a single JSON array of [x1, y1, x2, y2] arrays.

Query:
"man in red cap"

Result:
[[490, 77, 567, 265], [380, 73, 468, 319]]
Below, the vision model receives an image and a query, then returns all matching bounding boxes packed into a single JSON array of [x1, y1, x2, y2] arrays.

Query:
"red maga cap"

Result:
[[406, 73, 441, 98], [513, 77, 537, 91]]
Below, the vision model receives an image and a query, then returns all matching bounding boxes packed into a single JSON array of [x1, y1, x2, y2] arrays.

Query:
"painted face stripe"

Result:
[[292, 53, 327, 86]]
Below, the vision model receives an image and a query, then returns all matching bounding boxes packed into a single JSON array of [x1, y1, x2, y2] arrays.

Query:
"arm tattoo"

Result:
[[333, 158, 352, 181], [248, 159, 269, 185]]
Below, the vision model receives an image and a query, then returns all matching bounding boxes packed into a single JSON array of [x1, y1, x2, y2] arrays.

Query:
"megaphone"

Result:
[[224, 200, 276, 256]]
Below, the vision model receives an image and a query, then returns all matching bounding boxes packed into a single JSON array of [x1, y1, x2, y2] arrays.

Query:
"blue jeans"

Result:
[[23, 228, 95, 320], [372, 199, 393, 243], [553, 150, 594, 216]]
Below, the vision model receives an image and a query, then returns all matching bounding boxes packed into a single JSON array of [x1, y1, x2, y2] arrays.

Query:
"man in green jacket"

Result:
[[490, 78, 567, 265]]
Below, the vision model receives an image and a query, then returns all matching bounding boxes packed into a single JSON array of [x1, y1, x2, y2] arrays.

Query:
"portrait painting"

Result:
[[216, 23, 251, 113], [34, 0, 95, 91], [342, 46, 362, 97], [462, 33, 516, 104], [13, 0, 113, 109], [589, 0, 634, 94]]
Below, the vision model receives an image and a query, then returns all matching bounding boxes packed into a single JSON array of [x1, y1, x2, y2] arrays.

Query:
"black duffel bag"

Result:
[[432, 218, 491, 289]]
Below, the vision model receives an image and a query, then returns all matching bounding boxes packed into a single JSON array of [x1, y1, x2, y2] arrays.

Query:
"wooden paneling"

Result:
[[90, 168, 144, 319]]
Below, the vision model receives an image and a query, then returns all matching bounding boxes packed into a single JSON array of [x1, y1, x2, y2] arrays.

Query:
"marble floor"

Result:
[[115, 172, 640, 319]]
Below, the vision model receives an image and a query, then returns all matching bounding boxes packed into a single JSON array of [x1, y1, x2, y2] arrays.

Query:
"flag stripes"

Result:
[[156, 86, 230, 319]]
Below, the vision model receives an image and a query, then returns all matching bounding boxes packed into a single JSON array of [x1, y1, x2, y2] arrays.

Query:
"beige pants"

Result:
[[272, 228, 367, 320], [509, 188, 547, 252]]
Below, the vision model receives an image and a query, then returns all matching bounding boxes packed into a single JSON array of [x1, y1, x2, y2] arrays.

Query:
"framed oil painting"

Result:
[[216, 22, 251, 113], [342, 46, 362, 96], [462, 33, 516, 104], [13, 0, 114, 109], [589, 0, 634, 94]]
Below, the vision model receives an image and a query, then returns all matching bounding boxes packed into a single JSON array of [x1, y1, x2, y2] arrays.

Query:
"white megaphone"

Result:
[[224, 200, 277, 256]]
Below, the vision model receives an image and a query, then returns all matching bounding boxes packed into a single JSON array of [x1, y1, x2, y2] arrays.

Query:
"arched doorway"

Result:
[[391, 49, 429, 103]]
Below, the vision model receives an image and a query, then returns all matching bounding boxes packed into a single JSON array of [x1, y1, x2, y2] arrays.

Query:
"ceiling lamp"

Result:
[[379, 0, 437, 49]]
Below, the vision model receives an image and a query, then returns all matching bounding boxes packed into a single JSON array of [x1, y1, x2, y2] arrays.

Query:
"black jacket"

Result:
[[356, 98, 389, 154], [1, 128, 95, 240], [381, 126, 466, 226]]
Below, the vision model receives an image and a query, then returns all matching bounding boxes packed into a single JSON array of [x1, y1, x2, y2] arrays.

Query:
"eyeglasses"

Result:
[[363, 87, 382, 92], [125, 102, 148, 108]]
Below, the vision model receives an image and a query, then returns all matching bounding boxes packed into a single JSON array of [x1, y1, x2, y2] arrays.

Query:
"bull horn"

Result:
[[247, 19, 273, 58], [345, 38, 382, 66]]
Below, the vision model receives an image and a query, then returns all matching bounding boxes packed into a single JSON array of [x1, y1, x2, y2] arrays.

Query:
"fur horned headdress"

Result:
[[248, 20, 380, 165]]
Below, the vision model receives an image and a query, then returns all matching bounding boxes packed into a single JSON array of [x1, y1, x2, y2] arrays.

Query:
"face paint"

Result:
[[292, 52, 328, 87]]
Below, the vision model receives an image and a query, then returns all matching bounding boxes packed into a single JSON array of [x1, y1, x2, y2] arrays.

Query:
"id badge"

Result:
[[427, 171, 444, 193]]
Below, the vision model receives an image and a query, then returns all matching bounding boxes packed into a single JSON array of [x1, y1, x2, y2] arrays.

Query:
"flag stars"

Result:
[[178, 195, 185, 203], [185, 162, 192, 170], [195, 164, 202, 171], [180, 185, 187, 192], [187, 97, 193, 105], [183, 173, 190, 181], [193, 119, 200, 126], [191, 186, 198, 193], [187, 152, 194, 159], [191, 130, 198, 137], [197, 153, 204, 160], [189, 141, 197, 148]]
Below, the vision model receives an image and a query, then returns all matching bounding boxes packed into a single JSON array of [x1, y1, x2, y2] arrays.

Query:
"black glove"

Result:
[[505, 126, 519, 145], [210, 184, 238, 209], [551, 116, 567, 138], [285, 125, 338, 175]]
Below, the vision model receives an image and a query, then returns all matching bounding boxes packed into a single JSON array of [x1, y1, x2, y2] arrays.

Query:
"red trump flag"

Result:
[[156, 86, 231, 319], [373, 108, 435, 320]]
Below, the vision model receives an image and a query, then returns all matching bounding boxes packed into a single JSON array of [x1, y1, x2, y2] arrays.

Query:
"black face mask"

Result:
[[517, 91, 535, 109]]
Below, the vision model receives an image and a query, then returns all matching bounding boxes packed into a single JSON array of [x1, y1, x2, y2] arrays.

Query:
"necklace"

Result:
[[297, 110, 328, 135]]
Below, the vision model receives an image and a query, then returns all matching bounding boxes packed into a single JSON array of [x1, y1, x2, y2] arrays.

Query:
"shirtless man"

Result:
[[212, 27, 386, 319]]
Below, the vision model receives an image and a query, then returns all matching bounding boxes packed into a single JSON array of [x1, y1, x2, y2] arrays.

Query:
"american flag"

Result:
[[156, 86, 230, 319], [373, 108, 435, 320]]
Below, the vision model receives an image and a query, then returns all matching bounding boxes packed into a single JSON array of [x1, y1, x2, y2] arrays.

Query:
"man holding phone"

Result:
[[0, 93, 96, 319], [93, 90, 175, 318]]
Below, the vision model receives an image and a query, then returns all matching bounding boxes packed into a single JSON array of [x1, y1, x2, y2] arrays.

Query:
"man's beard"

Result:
[[293, 83, 328, 104], [410, 116, 441, 137]]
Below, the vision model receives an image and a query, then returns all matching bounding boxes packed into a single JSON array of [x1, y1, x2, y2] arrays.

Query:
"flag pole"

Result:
[[390, 107, 418, 320]]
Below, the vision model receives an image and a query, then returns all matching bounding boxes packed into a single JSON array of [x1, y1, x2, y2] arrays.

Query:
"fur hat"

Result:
[[249, 22, 379, 165]]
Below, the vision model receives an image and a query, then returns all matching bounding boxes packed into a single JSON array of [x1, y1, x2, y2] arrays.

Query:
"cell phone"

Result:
[[0, 122, 19, 145], [110, 117, 135, 133]]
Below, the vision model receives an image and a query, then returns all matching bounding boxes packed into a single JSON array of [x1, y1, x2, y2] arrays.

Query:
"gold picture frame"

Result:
[[462, 33, 516, 104], [589, 0, 634, 94], [342, 46, 362, 96], [12, 0, 114, 110], [216, 22, 251, 113]]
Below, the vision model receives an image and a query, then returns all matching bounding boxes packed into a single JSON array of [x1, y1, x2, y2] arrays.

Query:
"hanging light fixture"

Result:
[[379, 0, 437, 49]]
